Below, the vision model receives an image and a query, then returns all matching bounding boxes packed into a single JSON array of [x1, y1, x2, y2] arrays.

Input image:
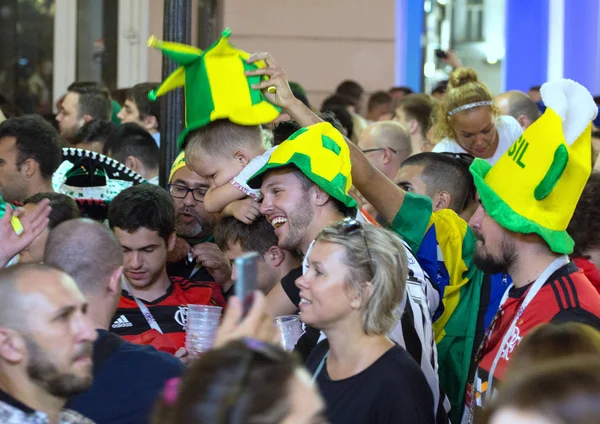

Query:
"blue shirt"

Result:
[[69, 329, 184, 424], [152, 132, 161, 147]]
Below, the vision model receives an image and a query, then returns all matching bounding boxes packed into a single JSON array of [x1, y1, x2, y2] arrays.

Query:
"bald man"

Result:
[[0, 263, 97, 423], [494, 90, 541, 130], [44, 218, 183, 424], [357, 121, 412, 180]]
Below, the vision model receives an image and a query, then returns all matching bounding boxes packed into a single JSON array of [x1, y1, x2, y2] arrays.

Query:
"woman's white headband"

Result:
[[448, 101, 493, 116]]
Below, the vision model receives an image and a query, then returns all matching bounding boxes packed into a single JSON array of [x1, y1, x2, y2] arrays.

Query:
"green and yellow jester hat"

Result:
[[470, 79, 597, 254], [148, 28, 281, 150], [247, 122, 356, 209]]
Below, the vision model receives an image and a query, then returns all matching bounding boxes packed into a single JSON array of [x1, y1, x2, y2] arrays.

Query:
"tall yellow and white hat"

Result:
[[470, 79, 597, 254]]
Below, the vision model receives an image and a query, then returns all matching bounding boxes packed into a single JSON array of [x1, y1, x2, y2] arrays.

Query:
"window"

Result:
[[465, 0, 484, 41], [76, 0, 119, 91], [0, 0, 55, 115]]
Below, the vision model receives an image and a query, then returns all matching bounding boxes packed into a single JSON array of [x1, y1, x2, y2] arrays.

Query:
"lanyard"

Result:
[[120, 276, 164, 334], [484, 255, 569, 401], [312, 351, 329, 383]]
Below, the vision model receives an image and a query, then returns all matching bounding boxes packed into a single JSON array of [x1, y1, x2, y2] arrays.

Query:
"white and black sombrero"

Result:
[[53, 148, 147, 219]]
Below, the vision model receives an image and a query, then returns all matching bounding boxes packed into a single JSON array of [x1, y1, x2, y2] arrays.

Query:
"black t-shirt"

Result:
[[306, 341, 434, 424], [281, 266, 303, 306]]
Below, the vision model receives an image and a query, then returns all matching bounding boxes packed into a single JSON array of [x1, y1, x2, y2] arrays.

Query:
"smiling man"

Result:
[[247, 123, 355, 316], [107, 184, 225, 354], [0, 263, 97, 423]]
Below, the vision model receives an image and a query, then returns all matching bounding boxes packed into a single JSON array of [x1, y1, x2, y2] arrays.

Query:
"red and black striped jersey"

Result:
[[468, 262, 600, 414], [110, 277, 226, 354]]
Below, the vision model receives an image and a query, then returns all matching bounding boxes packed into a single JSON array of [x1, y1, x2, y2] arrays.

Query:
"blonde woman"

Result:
[[432, 68, 523, 164], [298, 219, 434, 424]]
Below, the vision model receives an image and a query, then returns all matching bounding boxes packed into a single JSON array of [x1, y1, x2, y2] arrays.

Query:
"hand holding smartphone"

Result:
[[234, 252, 260, 318]]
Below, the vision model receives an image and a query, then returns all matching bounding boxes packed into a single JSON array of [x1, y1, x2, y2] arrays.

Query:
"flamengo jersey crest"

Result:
[[174, 306, 188, 329], [499, 325, 522, 361]]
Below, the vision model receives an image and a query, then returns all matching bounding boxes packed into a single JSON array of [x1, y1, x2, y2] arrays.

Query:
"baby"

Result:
[[184, 119, 273, 224]]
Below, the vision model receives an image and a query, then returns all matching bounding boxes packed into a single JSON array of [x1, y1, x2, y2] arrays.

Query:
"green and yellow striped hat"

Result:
[[148, 28, 281, 150], [247, 122, 356, 209]]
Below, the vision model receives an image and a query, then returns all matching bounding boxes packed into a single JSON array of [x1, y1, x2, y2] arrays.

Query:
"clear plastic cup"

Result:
[[188, 305, 222, 315], [275, 315, 304, 352], [186, 305, 222, 355]]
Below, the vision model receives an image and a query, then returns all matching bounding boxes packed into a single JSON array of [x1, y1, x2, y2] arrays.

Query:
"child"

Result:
[[184, 119, 275, 224]]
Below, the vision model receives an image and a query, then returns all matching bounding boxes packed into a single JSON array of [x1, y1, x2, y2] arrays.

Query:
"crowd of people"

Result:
[[1, 28, 600, 424]]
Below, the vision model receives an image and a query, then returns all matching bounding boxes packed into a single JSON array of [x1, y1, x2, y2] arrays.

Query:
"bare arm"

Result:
[[203, 184, 246, 213], [246, 52, 407, 224]]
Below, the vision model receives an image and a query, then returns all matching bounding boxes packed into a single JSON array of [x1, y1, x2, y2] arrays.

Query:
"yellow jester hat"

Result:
[[247, 122, 357, 209], [470, 79, 597, 254], [148, 28, 281, 150]]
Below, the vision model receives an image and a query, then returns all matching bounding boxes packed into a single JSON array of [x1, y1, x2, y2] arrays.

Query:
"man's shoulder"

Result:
[[111, 339, 184, 373], [533, 263, 600, 328]]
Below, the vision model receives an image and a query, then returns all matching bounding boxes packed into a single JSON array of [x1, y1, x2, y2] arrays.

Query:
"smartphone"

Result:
[[435, 49, 448, 59], [234, 252, 259, 318]]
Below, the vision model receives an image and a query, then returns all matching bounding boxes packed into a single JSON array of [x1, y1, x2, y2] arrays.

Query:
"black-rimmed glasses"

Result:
[[337, 218, 375, 278], [361, 147, 398, 155], [168, 184, 206, 202]]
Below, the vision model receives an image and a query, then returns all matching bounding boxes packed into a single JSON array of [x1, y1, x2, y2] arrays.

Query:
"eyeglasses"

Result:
[[361, 147, 398, 155], [167, 184, 206, 202], [337, 218, 375, 278]]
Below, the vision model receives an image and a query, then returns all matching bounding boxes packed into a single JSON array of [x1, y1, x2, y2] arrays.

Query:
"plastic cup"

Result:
[[275, 315, 304, 352], [188, 305, 222, 315], [186, 305, 222, 355]]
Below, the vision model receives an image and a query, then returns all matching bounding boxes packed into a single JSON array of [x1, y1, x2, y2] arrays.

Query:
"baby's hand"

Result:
[[225, 198, 261, 224]]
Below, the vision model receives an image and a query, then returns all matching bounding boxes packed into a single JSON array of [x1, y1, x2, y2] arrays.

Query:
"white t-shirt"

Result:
[[432, 115, 523, 165]]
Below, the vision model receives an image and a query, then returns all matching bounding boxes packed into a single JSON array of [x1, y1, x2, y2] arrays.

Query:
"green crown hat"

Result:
[[148, 28, 281, 150], [247, 122, 357, 209], [470, 79, 597, 254]]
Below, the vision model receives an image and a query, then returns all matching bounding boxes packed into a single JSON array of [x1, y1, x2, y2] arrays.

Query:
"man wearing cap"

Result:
[[166, 152, 232, 292]]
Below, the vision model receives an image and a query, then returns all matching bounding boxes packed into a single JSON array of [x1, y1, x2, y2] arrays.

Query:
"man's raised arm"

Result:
[[246, 52, 407, 224]]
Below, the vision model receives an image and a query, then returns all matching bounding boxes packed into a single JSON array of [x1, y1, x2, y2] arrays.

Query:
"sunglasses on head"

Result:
[[438, 152, 475, 166], [336, 218, 375, 278]]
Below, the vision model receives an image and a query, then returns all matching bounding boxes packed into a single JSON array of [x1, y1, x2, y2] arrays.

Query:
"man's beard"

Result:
[[473, 232, 517, 275], [25, 337, 94, 398], [60, 126, 79, 145], [279, 192, 314, 251], [175, 207, 214, 240]]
